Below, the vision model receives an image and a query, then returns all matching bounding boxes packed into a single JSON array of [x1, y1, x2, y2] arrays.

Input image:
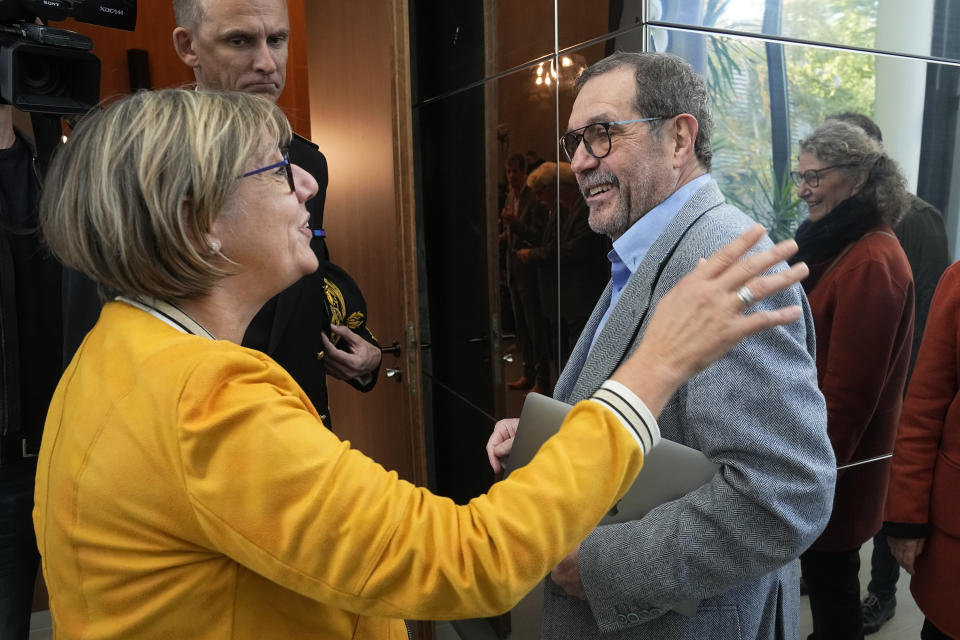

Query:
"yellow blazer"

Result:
[[34, 301, 653, 639]]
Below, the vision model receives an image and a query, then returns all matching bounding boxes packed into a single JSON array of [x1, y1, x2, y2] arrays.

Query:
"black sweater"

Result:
[[0, 132, 63, 462]]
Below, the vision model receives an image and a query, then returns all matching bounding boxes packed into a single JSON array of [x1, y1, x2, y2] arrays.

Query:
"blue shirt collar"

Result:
[[609, 173, 712, 277], [589, 174, 713, 353]]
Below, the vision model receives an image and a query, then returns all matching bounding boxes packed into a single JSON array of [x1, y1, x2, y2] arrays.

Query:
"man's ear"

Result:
[[172, 27, 199, 67], [670, 114, 699, 168]]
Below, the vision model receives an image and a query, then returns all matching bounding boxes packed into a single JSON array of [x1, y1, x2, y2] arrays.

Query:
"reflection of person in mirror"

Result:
[[518, 161, 608, 367], [171, 0, 381, 427], [824, 112, 950, 636], [487, 51, 835, 640], [525, 149, 545, 173], [32, 86, 811, 640], [500, 152, 551, 393], [791, 119, 915, 640]]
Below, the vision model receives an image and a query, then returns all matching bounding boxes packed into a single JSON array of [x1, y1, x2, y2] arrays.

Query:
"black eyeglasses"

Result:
[[559, 117, 666, 162], [789, 164, 854, 188], [239, 150, 295, 193]]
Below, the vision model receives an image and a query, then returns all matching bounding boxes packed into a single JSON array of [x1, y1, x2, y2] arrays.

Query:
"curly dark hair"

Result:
[[799, 120, 908, 226]]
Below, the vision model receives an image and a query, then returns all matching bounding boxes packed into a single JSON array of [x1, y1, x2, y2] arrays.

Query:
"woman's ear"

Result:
[[180, 197, 214, 255], [850, 171, 868, 196]]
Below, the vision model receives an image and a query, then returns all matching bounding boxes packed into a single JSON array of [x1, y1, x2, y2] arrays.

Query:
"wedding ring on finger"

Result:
[[736, 285, 756, 310]]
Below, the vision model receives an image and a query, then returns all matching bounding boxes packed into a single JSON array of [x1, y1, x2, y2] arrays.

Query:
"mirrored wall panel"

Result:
[[411, 0, 559, 104], [647, 0, 959, 62], [413, 65, 563, 503]]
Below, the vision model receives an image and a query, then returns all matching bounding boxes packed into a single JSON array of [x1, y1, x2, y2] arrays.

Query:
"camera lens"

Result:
[[20, 53, 67, 96], [5, 38, 102, 114]]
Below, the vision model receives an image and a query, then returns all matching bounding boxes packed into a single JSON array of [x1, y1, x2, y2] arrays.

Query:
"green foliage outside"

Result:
[[693, 0, 878, 240], [782, 0, 877, 136]]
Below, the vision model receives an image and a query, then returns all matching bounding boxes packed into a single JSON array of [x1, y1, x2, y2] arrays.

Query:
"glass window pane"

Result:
[[650, 0, 959, 63]]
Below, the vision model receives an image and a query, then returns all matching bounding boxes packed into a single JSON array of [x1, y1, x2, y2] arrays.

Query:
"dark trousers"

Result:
[[0, 458, 40, 640], [867, 532, 900, 600], [922, 619, 954, 640], [802, 547, 864, 640], [509, 282, 550, 388]]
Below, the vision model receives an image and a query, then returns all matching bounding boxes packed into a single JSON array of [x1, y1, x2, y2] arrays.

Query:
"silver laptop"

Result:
[[505, 392, 719, 616]]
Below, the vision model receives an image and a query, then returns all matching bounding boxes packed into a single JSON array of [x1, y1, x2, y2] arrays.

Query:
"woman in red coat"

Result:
[[791, 120, 915, 640], [885, 262, 960, 640]]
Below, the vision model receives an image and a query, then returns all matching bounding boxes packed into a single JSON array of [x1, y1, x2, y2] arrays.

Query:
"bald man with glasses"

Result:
[[487, 51, 835, 640]]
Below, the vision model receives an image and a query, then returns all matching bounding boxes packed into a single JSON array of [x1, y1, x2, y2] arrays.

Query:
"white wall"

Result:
[[874, 0, 935, 193]]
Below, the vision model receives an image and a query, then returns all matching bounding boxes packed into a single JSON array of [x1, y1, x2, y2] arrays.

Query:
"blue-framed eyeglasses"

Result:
[[239, 151, 295, 193], [560, 117, 666, 162]]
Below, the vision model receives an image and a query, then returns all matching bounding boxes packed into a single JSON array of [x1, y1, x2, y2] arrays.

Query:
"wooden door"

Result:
[[303, 2, 426, 484]]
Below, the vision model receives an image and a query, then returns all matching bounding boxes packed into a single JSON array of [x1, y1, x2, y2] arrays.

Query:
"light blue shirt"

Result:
[[589, 174, 712, 351]]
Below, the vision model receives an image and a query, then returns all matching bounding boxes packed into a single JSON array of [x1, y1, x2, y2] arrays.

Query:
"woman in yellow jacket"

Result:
[[33, 89, 807, 639]]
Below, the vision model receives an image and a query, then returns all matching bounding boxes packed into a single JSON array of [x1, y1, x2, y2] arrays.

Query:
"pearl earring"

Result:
[[208, 239, 221, 254]]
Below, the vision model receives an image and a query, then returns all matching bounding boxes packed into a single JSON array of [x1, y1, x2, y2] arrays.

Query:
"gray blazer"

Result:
[[544, 180, 836, 640]]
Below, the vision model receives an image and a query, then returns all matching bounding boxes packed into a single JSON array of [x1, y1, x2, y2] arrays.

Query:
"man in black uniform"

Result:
[[172, 0, 381, 425]]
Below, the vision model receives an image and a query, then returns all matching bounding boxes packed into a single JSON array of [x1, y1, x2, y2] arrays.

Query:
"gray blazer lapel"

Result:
[[554, 281, 612, 402], [563, 180, 727, 403]]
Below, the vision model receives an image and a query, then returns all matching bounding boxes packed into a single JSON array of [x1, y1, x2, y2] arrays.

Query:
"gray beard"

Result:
[[589, 175, 667, 241], [588, 199, 631, 240]]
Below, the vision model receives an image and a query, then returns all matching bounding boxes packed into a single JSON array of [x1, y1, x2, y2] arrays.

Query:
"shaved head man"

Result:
[[171, 0, 382, 426], [172, 0, 288, 101]]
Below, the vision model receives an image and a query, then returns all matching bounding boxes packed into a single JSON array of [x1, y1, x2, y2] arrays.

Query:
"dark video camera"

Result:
[[0, 0, 137, 115]]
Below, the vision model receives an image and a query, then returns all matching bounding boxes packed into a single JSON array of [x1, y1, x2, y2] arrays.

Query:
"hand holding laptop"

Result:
[[486, 417, 517, 476]]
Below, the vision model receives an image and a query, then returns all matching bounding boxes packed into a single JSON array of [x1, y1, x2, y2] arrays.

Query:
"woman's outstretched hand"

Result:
[[612, 224, 808, 416]]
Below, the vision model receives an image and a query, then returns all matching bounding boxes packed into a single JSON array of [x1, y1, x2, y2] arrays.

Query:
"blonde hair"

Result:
[[799, 120, 908, 227], [526, 162, 576, 192], [41, 89, 292, 300]]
